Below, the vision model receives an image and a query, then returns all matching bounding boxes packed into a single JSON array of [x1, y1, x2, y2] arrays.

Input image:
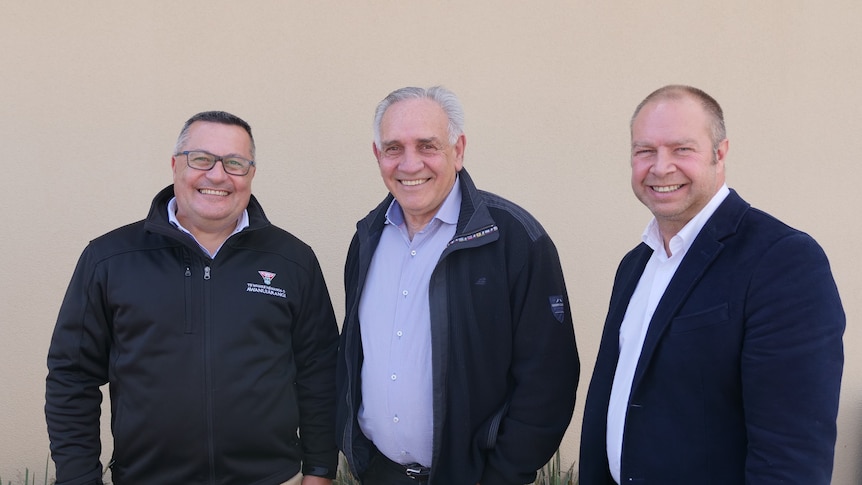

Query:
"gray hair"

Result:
[[174, 110, 256, 159], [373, 86, 465, 150], [631, 85, 726, 152]]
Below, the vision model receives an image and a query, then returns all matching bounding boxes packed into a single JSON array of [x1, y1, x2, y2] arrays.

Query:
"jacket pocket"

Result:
[[479, 400, 510, 450], [670, 303, 729, 334]]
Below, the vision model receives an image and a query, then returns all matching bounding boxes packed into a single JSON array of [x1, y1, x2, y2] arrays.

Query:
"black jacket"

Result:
[[46, 185, 339, 485], [337, 169, 579, 485]]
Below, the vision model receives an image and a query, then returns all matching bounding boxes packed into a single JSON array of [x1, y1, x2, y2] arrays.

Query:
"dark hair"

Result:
[[174, 111, 255, 158], [631, 85, 726, 151]]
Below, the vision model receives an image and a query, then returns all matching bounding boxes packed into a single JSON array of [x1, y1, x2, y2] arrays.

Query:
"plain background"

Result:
[[1, 1, 859, 483]]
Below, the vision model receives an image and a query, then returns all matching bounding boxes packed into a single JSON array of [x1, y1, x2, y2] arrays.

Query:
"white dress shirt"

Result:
[[606, 185, 729, 483]]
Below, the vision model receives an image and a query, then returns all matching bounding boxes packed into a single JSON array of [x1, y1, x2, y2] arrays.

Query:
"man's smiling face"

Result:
[[630, 94, 727, 237], [374, 97, 465, 232], [171, 121, 255, 236]]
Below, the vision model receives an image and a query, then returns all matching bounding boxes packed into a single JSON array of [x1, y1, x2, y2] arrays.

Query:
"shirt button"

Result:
[[402, 290, 409, 296], [411, 250, 417, 256], [396, 330, 403, 337], [393, 416, 400, 423], [391, 374, 397, 380]]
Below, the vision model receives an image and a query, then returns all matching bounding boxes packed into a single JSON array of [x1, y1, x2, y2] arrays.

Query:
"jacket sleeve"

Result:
[[481, 234, 580, 484], [45, 245, 109, 485], [742, 233, 844, 484], [292, 252, 340, 479]]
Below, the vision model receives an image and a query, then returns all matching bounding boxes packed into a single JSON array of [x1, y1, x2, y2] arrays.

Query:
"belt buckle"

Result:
[[405, 465, 430, 480]]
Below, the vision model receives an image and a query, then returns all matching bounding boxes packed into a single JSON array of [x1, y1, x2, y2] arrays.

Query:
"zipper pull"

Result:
[[204, 266, 211, 280]]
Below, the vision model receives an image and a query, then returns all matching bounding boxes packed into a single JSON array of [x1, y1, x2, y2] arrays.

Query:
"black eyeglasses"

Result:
[[176, 150, 255, 176]]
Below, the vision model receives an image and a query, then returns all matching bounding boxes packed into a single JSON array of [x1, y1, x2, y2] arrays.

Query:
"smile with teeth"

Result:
[[651, 184, 683, 193], [199, 188, 229, 196], [401, 178, 429, 186]]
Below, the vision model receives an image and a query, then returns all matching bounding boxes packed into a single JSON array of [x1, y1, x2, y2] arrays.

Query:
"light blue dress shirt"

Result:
[[358, 178, 461, 467]]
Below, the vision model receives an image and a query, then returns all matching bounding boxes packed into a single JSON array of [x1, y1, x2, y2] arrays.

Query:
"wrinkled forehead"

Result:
[[380, 99, 450, 142]]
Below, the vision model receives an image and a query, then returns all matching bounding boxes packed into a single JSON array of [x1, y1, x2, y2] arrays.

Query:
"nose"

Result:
[[399, 147, 424, 172], [205, 159, 230, 181], [650, 149, 676, 176]]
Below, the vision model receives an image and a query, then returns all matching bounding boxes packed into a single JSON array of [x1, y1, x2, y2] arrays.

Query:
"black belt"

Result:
[[377, 454, 431, 481], [405, 464, 431, 481]]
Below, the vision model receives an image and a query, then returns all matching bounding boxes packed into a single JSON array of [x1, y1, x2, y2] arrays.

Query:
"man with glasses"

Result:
[[46, 111, 339, 485]]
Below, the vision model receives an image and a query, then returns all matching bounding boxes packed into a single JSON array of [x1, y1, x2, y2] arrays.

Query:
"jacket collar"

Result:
[[143, 184, 271, 238], [356, 168, 498, 249]]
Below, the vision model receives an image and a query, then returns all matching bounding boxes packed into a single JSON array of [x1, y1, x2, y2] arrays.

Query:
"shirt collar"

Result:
[[167, 197, 249, 255], [384, 175, 462, 228], [642, 184, 730, 258]]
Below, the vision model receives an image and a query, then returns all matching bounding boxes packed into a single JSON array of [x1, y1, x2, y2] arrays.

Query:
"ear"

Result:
[[453, 134, 466, 171], [372, 141, 381, 162], [715, 138, 729, 171], [716, 138, 729, 162]]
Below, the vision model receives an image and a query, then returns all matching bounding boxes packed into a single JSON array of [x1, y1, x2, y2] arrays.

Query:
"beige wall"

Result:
[[1, 1, 859, 483]]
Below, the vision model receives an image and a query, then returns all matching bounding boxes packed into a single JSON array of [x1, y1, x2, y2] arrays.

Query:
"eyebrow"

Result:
[[631, 138, 699, 149], [381, 136, 443, 146], [186, 149, 251, 159], [417, 137, 442, 144]]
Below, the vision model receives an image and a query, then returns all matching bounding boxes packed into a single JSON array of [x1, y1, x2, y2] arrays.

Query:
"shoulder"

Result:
[[478, 190, 549, 243], [64, 220, 172, 279], [86, 220, 162, 256], [736, 205, 822, 255], [705, 191, 822, 258], [717, 190, 812, 244], [234, 224, 323, 272]]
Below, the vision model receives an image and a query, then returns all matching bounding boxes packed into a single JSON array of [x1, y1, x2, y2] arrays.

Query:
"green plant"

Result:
[[534, 449, 577, 485], [0, 457, 51, 485]]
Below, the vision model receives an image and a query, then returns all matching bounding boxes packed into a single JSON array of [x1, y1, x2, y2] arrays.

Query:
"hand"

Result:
[[301, 476, 333, 485]]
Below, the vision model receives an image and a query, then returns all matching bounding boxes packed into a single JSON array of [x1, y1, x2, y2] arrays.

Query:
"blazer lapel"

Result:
[[630, 190, 750, 388], [590, 244, 652, 408]]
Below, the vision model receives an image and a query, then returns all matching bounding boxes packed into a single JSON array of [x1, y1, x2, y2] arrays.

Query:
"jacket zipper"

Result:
[[202, 261, 216, 484], [183, 250, 193, 334]]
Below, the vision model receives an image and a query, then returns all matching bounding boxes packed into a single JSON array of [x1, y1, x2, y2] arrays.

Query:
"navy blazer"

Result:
[[579, 190, 845, 484]]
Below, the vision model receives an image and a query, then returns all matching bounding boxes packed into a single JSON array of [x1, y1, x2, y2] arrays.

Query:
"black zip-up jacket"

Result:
[[46, 185, 339, 485], [337, 169, 580, 484]]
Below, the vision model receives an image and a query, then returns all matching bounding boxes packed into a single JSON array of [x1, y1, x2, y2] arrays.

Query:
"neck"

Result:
[[405, 218, 430, 241], [657, 222, 683, 258], [177, 216, 238, 255], [191, 228, 233, 254]]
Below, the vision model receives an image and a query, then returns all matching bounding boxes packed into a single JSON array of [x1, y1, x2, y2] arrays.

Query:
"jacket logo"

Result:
[[549, 296, 565, 323], [258, 271, 276, 285], [247, 270, 286, 298]]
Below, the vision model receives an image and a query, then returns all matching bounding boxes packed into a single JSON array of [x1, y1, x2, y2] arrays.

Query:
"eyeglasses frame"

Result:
[[175, 150, 256, 176]]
